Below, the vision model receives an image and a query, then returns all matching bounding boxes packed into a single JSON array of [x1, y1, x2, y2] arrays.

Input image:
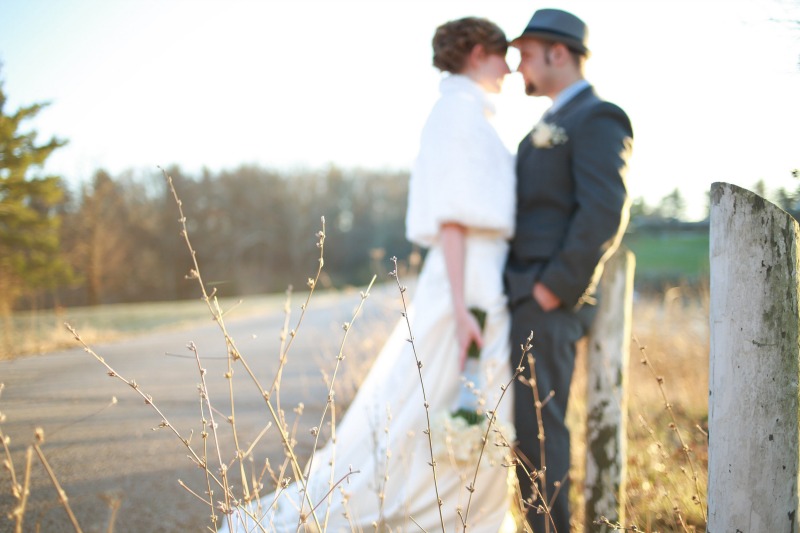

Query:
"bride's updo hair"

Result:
[[432, 17, 508, 74]]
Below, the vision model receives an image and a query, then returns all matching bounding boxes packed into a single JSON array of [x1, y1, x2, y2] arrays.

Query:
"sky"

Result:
[[1, 0, 798, 220]]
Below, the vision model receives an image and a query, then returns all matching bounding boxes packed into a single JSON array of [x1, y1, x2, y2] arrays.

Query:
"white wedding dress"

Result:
[[219, 75, 516, 533]]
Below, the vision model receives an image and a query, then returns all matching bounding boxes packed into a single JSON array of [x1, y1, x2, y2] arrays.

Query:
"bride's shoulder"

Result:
[[422, 95, 483, 145], [432, 89, 482, 119]]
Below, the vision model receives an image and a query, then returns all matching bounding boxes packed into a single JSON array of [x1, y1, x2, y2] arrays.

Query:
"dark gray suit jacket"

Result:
[[505, 85, 633, 310]]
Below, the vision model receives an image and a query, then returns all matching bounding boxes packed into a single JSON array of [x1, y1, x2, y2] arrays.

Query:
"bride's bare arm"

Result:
[[440, 222, 483, 369]]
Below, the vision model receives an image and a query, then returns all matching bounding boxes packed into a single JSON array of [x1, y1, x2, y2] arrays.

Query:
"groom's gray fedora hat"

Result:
[[511, 8, 589, 56]]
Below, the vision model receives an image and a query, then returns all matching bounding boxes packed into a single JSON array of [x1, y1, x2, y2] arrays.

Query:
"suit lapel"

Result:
[[545, 85, 595, 124], [517, 85, 596, 168], [517, 129, 535, 163]]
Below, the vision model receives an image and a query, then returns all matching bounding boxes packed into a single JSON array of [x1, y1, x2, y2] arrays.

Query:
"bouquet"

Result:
[[431, 308, 515, 466]]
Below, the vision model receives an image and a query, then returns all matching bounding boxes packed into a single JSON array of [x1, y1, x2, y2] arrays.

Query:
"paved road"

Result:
[[0, 284, 404, 532]]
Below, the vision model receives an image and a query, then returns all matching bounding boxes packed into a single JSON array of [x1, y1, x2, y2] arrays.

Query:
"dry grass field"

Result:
[[569, 285, 709, 532]]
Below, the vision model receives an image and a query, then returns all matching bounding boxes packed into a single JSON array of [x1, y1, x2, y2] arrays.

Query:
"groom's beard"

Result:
[[525, 82, 538, 96]]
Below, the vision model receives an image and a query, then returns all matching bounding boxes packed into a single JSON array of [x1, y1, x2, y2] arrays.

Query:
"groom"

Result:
[[504, 8, 633, 532]]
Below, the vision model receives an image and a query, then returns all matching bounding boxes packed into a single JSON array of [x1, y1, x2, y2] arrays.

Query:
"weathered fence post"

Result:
[[584, 246, 635, 531], [708, 182, 800, 532]]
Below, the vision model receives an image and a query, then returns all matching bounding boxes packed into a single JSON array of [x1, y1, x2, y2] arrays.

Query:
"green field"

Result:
[[623, 229, 709, 284]]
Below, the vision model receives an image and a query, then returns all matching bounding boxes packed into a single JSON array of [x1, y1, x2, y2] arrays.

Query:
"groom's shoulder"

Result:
[[569, 90, 632, 137], [572, 88, 628, 120]]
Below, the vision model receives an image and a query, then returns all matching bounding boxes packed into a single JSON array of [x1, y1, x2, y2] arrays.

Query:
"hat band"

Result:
[[524, 26, 584, 44], [522, 27, 587, 53]]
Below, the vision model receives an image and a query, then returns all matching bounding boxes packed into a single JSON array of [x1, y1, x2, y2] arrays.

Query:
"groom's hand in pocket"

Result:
[[533, 282, 561, 312]]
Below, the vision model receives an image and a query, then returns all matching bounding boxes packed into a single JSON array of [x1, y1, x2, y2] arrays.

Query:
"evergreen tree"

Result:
[[752, 179, 767, 198], [629, 196, 652, 220], [0, 71, 72, 317], [657, 188, 687, 221]]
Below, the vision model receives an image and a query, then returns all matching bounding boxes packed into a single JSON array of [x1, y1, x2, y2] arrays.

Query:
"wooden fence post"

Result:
[[584, 246, 635, 531], [708, 182, 800, 532]]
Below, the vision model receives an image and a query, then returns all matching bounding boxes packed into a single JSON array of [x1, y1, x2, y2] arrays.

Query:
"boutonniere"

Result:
[[531, 120, 568, 148]]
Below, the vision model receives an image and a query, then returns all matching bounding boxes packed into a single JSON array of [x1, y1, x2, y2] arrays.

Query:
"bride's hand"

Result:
[[455, 308, 483, 370]]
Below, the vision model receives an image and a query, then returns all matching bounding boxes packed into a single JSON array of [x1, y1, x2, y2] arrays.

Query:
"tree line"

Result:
[[629, 177, 800, 229], [17, 165, 412, 312]]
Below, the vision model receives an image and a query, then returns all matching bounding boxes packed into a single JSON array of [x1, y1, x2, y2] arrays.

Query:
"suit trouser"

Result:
[[510, 297, 595, 533]]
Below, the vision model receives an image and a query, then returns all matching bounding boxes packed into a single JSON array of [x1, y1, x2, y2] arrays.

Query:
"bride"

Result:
[[220, 17, 516, 533]]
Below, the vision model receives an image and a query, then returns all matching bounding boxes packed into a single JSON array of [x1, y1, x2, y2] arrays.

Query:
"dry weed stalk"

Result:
[[1, 381, 123, 533], [62, 323, 266, 529], [162, 168, 377, 531], [0, 412, 84, 533], [299, 275, 376, 530], [160, 168, 245, 528], [369, 406, 393, 528], [495, 334, 557, 533], [1, 383, 33, 533], [635, 415, 691, 532], [594, 515, 642, 531], [389, 255, 447, 532], [30, 428, 83, 532], [188, 340, 227, 526], [100, 493, 121, 533], [161, 168, 328, 531], [270, 287, 296, 429], [224, 273, 374, 532], [459, 341, 527, 531], [526, 351, 555, 533], [634, 336, 707, 526], [161, 169, 266, 526]]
